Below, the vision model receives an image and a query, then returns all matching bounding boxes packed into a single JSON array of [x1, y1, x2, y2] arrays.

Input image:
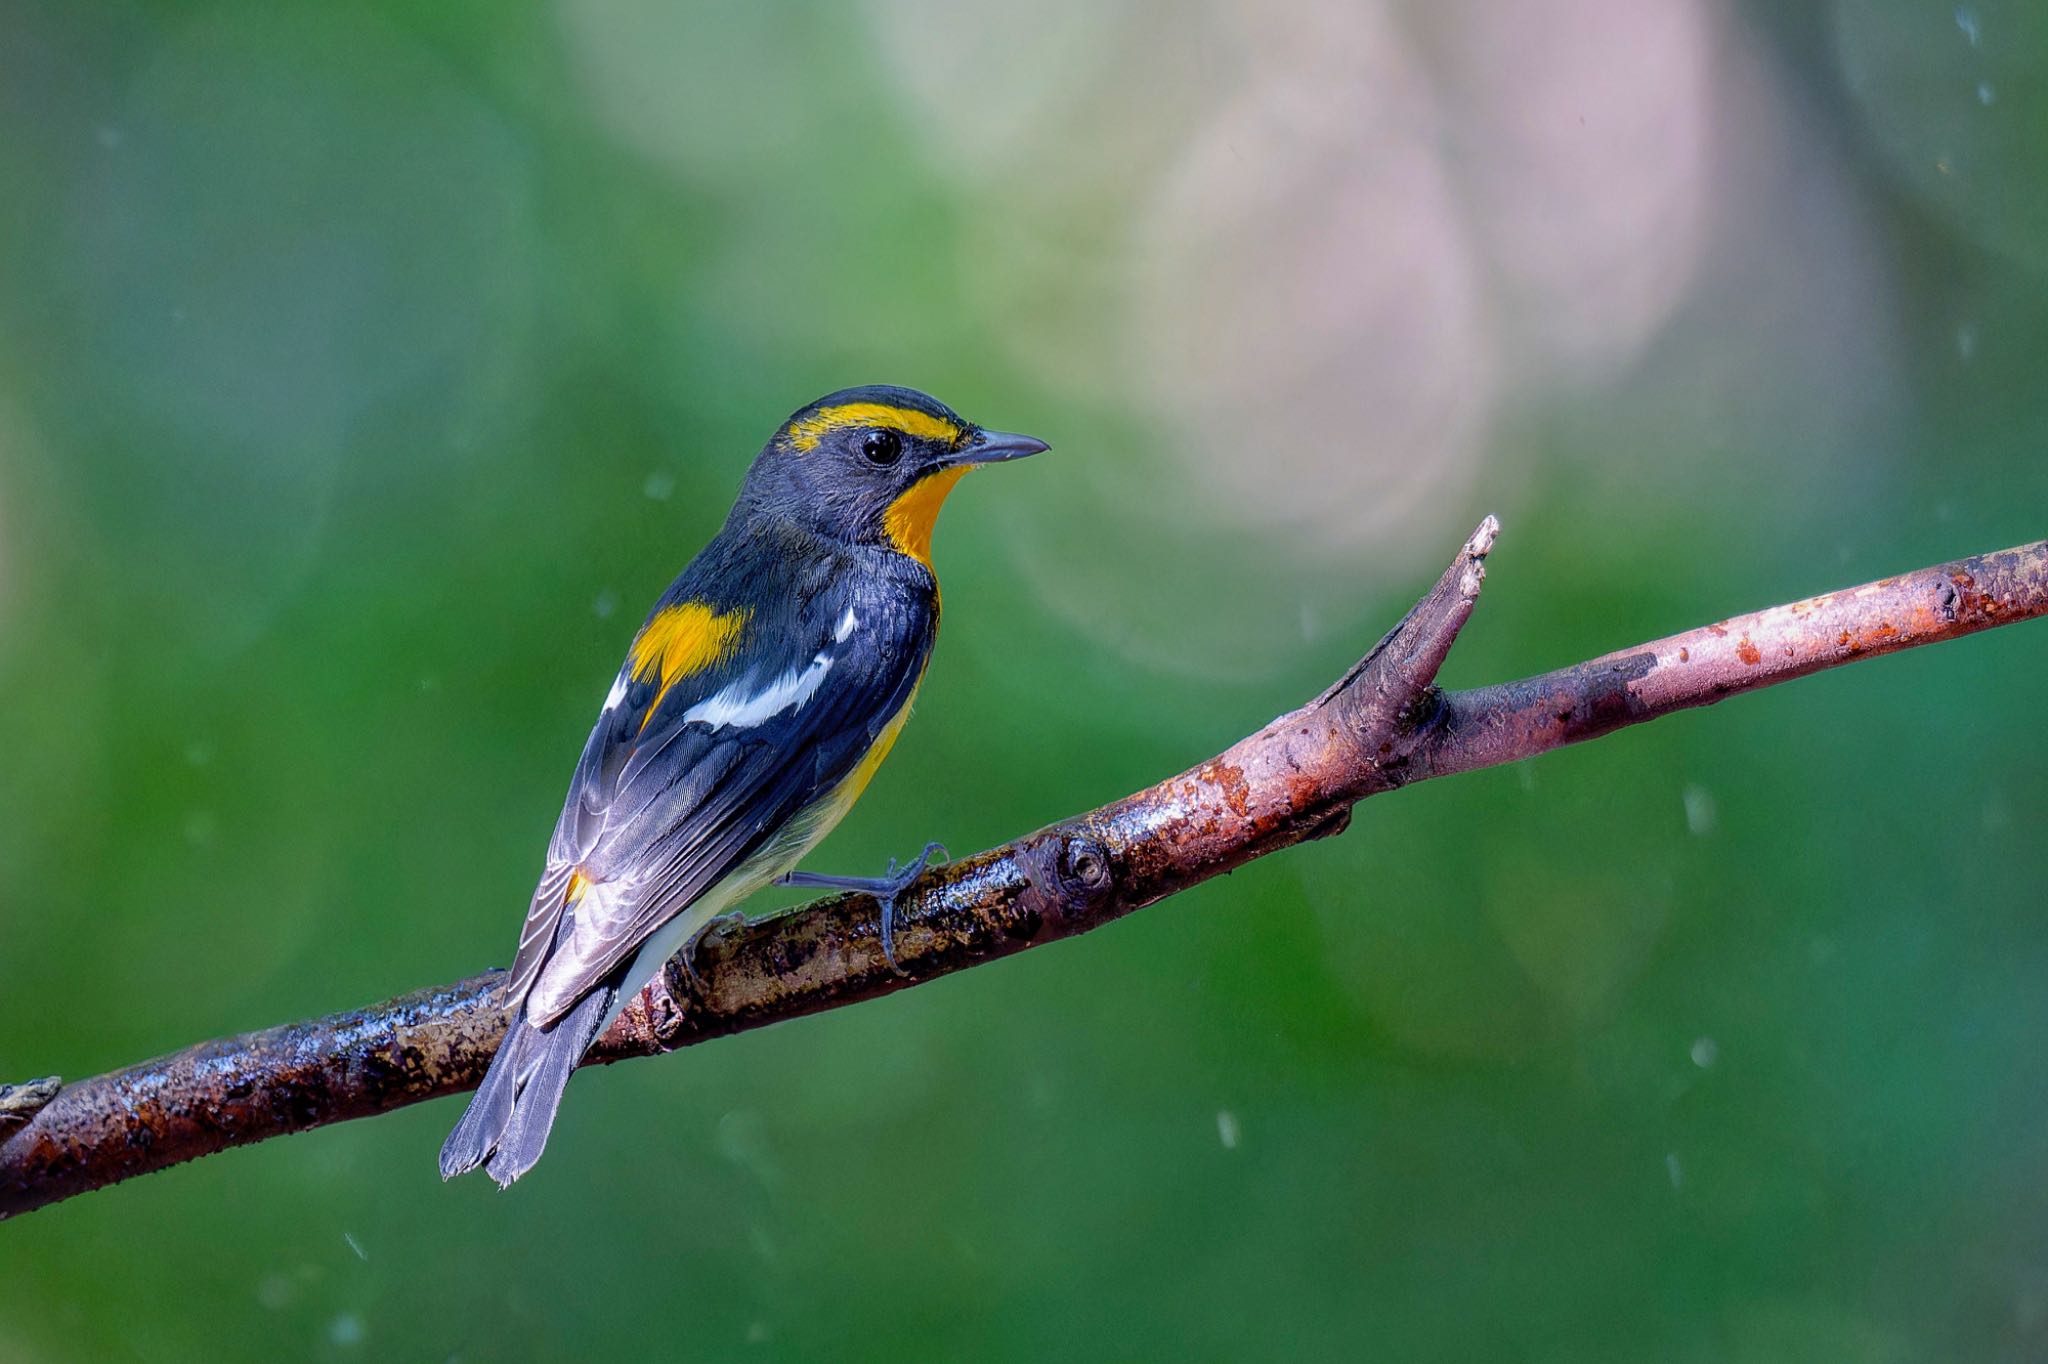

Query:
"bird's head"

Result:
[[737, 385, 1047, 565]]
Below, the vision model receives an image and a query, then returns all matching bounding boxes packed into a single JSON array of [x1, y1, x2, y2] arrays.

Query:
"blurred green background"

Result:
[[3, 1, 2047, 1359]]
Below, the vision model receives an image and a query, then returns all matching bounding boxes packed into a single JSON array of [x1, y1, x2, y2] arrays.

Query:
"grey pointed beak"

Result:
[[955, 428, 1050, 466]]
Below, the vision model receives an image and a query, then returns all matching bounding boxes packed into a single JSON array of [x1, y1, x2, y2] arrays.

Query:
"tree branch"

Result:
[[5, 522, 2043, 1220]]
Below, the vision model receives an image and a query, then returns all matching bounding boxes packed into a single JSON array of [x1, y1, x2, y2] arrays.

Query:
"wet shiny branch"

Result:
[[4, 522, 2044, 1220]]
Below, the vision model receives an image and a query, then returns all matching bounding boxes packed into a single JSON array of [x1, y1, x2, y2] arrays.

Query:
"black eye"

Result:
[[861, 429, 903, 466]]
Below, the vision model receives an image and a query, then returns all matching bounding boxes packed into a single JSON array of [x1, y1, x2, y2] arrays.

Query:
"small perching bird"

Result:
[[439, 386, 1047, 1186]]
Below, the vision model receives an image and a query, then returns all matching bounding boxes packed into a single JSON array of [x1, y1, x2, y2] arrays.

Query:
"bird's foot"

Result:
[[777, 841, 946, 976]]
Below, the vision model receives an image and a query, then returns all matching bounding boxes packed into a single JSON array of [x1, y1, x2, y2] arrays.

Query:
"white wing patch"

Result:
[[835, 607, 859, 641], [603, 673, 630, 710], [682, 653, 834, 729]]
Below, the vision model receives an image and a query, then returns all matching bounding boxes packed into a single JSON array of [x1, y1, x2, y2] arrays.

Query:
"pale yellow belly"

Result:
[[601, 684, 921, 1025]]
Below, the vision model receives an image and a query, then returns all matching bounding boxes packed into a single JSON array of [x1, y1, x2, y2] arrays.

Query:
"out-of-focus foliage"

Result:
[[2, 1, 2046, 1359]]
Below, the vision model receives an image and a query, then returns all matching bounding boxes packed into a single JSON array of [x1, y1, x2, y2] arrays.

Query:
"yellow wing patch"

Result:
[[786, 403, 963, 453], [883, 466, 971, 568], [630, 602, 750, 731]]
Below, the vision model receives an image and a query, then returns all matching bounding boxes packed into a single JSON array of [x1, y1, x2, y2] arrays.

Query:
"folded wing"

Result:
[[506, 567, 930, 1028]]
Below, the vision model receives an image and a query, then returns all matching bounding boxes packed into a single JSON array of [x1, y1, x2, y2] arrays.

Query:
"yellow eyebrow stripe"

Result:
[[629, 601, 751, 732], [786, 403, 962, 452]]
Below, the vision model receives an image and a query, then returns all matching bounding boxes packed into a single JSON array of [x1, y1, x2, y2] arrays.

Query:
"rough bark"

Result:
[[4, 522, 2043, 1220]]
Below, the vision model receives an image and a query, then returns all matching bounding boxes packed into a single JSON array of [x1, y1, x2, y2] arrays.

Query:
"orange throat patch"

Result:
[[883, 466, 971, 568]]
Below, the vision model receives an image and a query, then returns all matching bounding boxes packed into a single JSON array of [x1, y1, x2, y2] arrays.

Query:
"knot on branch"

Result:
[[1017, 830, 1117, 935], [1057, 836, 1115, 904]]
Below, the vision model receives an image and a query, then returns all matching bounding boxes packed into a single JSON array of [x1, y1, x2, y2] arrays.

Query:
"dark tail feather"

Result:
[[438, 987, 613, 1187], [436, 1009, 534, 1181], [482, 988, 612, 1187]]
